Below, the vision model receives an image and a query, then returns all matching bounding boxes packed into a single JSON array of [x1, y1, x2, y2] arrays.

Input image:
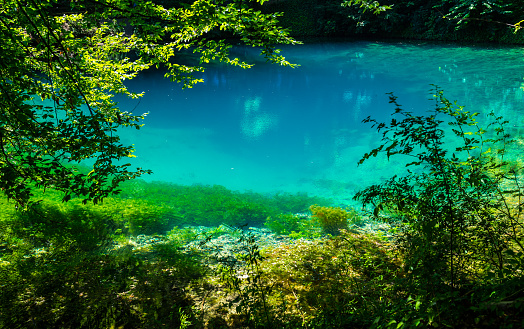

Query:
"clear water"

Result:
[[116, 40, 524, 205]]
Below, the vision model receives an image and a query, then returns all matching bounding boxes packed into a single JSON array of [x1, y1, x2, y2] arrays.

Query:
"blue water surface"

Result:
[[117, 40, 524, 205]]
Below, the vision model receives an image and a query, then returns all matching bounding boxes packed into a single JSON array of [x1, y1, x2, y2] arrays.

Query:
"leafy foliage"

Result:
[[258, 231, 401, 328], [341, 0, 392, 15], [436, 0, 515, 28], [1, 1, 523, 326], [200, 227, 400, 328], [216, 230, 275, 328], [1, 113, 523, 327], [0, 0, 298, 206], [354, 87, 524, 327]]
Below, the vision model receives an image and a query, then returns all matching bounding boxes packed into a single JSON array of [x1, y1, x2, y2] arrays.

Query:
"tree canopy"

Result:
[[0, 0, 298, 207]]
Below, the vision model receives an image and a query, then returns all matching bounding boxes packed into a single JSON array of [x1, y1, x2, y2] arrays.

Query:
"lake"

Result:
[[117, 40, 524, 206]]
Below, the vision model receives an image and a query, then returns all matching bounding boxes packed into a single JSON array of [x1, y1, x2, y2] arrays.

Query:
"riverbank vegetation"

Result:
[[262, 0, 524, 43], [1, 0, 524, 328]]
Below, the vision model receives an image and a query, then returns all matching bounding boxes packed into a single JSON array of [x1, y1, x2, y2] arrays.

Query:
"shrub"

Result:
[[354, 87, 524, 327]]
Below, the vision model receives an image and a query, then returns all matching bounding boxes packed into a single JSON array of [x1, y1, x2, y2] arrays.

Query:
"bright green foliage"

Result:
[[436, 0, 514, 28], [310, 204, 352, 235], [0, 192, 175, 249], [354, 87, 524, 327], [120, 182, 276, 227], [2, 181, 330, 239], [0, 0, 298, 207], [341, 0, 392, 15], [10, 192, 174, 235]]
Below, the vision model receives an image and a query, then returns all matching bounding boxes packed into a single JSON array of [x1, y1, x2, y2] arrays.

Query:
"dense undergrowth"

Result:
[[1, 89, 524, 328]]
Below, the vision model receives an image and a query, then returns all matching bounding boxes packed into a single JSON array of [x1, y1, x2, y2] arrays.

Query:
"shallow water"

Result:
[[116, 40, 524, 205]]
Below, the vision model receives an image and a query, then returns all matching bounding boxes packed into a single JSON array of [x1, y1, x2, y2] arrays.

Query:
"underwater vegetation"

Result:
[[310, 204, 351, 235], [115, 181, 332, 228], [264, 213, 321, 238]]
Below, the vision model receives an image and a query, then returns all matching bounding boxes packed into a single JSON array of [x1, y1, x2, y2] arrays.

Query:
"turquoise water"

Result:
[[117, 40, 524, 205]]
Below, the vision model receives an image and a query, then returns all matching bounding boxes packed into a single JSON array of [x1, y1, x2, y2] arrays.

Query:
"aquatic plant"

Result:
[[196, 228, 401, 328], [116, 199, 174, 235], [264, 213, 321, 238], [117, 181, 331, 228], [117, 182, 267, 227], [258, 230, 400, 328], [262, 192, 332, 214], [216, 230, 275, 328], [309, 204, 351, 235], [265, 213, 302, 235]]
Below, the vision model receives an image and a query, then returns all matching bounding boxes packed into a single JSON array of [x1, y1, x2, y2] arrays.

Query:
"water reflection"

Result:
[[117, 40, 524, 204], [239, 96, 279, 140]]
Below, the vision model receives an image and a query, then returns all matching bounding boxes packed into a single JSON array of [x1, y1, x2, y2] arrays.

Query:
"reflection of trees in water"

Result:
[[240, 96, 279, 140]]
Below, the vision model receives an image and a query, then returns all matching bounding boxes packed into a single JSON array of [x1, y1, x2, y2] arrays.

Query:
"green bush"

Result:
[[354, 87, 524, 327], [0, 247, 202, 328], [258, 231, 401, 328]]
